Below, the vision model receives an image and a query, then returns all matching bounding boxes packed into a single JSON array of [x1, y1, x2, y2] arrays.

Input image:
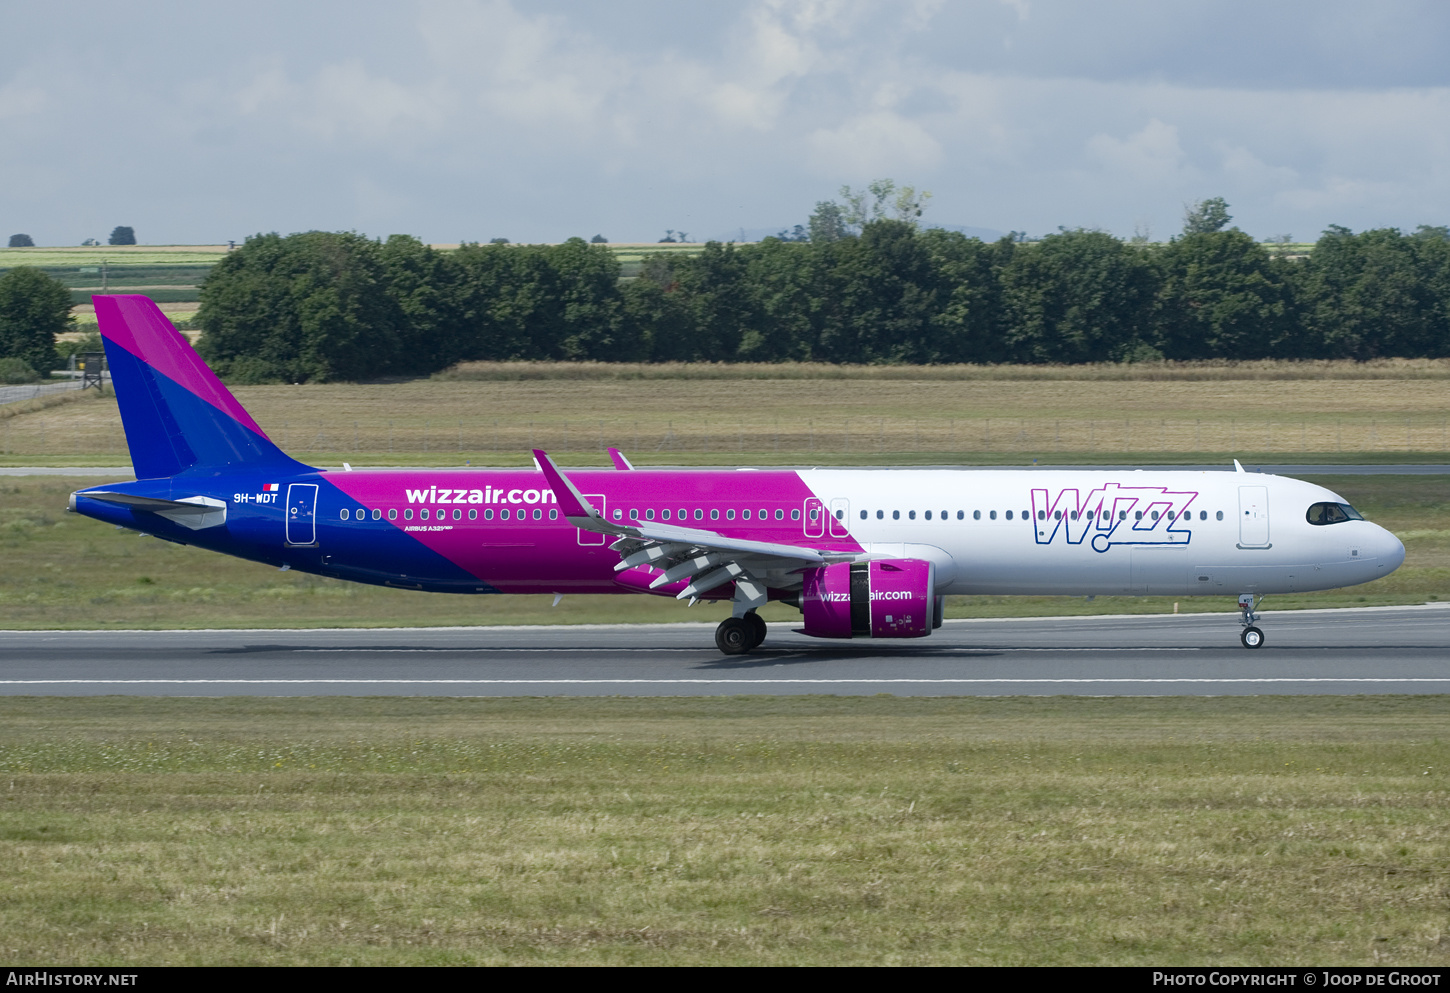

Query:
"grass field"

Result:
[[2, 370, 1450, 466], [0, 473, 1443, 630], [0, 695, 1445, 966]]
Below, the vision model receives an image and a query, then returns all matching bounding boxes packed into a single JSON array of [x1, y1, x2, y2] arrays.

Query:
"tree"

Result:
[[108, 226, 136, 246], [1155, 230, 1298, 360], [8, 234, 34, 248], [590, 234, 608, 244], [197, 231, 413, 382], [0, 267, 72, 374], [1182, 198, 1232, 235], [999, 229, 1159, 363], [807, 202, 848, 243], [1300, 226, 1447, 359]]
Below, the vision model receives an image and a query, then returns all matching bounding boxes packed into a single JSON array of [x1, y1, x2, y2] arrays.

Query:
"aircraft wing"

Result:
[[533, 449, 846, 600]]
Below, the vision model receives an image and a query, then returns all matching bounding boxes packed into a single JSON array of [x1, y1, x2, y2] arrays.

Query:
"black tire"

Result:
[[716, 617, 752, 655], [746, 612, 767, 649], [1240, 626, 1265, 649]]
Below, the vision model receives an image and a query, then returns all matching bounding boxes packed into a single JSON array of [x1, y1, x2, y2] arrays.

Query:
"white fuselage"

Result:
[[798, 469, 1405, 597]]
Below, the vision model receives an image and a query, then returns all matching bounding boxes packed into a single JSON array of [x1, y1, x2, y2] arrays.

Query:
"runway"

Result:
[[2, 604, 1447, 696]]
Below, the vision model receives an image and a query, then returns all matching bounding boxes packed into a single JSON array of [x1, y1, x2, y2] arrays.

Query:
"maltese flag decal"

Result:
[[262, 483, 279, 492]]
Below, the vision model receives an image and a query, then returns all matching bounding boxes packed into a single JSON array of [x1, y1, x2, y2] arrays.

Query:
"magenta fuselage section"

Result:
[[325, 468, 863, 594]]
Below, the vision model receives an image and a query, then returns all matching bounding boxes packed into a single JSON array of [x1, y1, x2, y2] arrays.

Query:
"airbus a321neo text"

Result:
[[70, 296, 1405, 654]]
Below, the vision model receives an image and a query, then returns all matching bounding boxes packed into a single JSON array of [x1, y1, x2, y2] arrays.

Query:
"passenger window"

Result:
[[859, 510, 867, 520], [1054, 511, 1062, 520], [973, 510, 981, 520], [957, 511, 964, 520], [550, 509, 558, 520], [1150, 511, 1159, 521], [340, 509, 349, 521], [629, 508, 639, 520], [469, 509, 477, 520], [388, 508, 397, 521], [1216, 511, 1223, 521], [791, 509, 800, 521], [711, 509, 719, 521], [1037, 510, 1045, 520], [1120, 511, 1128, 521], [742, 510, 750, 520], [760, 509, 768, 520], [613, 509, 623, 521], [924, 511, 931, 520], [909, 510, 917, 520], [679, 509, 687, 520], [484, 508, 493, 520], [1134, 511, 1142, 520], [532, 508, 542, 520], [726, 509, 735, 520], [775, 509, 784, 521], [500, 508, 510, 521], [892, 510, 900, 520], [877, 510, 884, 519], [989, 511, 996, 520], [1199, 511, 1206, 521], [420, 509, 430, 521], [372, 508, 381, 521], [454, 509, 463, 521], [694, 508, 704, 521], [1005, 510, 1012, 520]]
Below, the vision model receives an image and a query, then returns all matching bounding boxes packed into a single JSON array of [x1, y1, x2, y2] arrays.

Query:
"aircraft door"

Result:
[[803, 497, 825, 538], [829, 497, 851, 537], [576, 495, 607, 545], [286, 483, 318, 546], [1238, 485, 1270, 547]]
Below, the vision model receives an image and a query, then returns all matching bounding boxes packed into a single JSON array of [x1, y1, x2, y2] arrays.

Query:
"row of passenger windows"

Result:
[[858, 508, 1226, 522], [341, 505, 1230, 524]]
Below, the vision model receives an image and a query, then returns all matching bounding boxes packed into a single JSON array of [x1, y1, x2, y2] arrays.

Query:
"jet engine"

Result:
[[800, 559, 942, 639]]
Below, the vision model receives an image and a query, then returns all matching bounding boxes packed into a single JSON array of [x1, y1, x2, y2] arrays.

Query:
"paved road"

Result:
[[2, 605, 1446, 696]]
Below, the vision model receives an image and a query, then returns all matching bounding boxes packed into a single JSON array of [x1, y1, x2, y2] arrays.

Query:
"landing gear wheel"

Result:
[[746, 612, 767, 649], [716, 616, 752, 655], [1240, 626, 1265, 649]]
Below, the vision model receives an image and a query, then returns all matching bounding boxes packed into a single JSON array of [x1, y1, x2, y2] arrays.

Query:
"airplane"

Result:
[[69, 295, 1406, 654]]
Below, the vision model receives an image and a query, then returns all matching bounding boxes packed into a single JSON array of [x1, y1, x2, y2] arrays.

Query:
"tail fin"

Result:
[[96, 295, 310, 479]]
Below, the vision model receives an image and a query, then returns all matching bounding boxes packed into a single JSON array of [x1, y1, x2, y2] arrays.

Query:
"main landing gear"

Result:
[[715, 611, 767, 655], [1238, 593, 1265, 649]]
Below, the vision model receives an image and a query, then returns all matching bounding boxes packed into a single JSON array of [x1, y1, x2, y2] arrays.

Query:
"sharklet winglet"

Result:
[[533, 450, 599, 520]]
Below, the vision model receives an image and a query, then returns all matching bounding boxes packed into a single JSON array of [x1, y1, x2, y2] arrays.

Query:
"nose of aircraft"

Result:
[[1372, 523, 1406, 575]]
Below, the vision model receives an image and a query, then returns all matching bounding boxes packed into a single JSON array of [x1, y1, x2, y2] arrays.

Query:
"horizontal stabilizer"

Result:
[[81, 491, 227, 530]]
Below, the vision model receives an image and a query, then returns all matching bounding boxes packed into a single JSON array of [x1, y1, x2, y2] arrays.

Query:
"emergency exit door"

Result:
[[1238, 485, 1270, 547], [286, 483, 318, 546]]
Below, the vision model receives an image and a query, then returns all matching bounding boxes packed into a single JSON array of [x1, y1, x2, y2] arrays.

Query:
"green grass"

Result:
[[0, 474, 1443, 630], [0, 695, 1445, 966]]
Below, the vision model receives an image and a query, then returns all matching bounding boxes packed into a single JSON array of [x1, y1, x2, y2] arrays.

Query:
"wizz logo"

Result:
[[1030, 483, 1198, 553]]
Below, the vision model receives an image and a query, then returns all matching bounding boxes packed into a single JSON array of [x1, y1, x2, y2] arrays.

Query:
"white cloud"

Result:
[[1086, 119, 1188, 182], [807, 110, 944, 175]]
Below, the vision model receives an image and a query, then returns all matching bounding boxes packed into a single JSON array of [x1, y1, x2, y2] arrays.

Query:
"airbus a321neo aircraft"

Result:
[[71, 296, 1406, 654]]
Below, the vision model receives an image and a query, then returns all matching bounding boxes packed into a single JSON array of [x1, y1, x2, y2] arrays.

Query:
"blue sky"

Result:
[[3, 0, 1448, 246]]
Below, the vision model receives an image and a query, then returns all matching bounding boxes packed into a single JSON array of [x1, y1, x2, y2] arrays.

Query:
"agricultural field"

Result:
[[3, 364, 1449, 467], [0, 695, 1445, 965]]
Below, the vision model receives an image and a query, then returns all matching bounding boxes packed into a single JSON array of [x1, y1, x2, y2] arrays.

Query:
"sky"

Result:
[[3, 0, 1449, 246]]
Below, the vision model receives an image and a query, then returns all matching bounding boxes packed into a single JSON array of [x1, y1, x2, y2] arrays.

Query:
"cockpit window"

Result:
[[1306, 502, 1364, 526]]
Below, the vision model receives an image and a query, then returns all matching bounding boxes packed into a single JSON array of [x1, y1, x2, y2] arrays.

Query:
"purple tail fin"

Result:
[[96, 295, 309, 478]]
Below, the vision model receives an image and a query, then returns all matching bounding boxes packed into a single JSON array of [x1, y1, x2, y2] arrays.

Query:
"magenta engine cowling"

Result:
[[800, 559, 940, 639]]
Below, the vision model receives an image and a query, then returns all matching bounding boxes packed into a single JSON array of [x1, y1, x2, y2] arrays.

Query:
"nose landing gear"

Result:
[[1238, 593, 1265, 649]]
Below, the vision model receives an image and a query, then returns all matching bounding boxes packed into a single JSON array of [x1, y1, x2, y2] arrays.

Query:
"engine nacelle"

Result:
[[800, 559, 938, 639]]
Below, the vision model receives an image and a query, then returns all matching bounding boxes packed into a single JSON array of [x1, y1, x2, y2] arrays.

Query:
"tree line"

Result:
[[192, 222, 1450, 382]]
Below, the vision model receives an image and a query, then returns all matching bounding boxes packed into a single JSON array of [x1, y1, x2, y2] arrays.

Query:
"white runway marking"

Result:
[[290, 646, 1205, 653], [2, 677, 1448, 686]]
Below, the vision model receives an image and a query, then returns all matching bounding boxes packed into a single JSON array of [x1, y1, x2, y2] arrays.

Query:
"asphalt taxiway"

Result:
[[1, 604, 1446, 696]]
